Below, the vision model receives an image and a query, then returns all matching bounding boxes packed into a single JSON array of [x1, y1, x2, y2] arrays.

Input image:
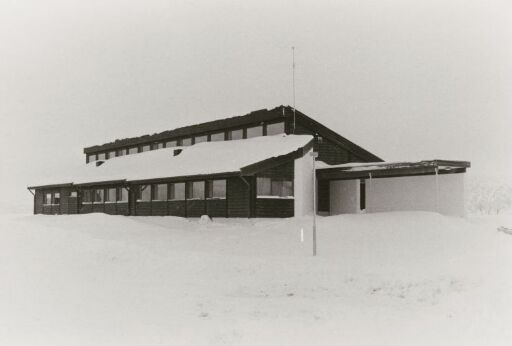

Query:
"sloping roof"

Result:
[[83, 107, 285, 154], [82, 106, 382, 162], [30, 134, 314, 188], [316, 160, 470, 180]]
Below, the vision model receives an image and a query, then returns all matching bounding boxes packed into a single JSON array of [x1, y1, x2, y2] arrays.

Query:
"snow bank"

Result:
[[1, 212, 511, 345]]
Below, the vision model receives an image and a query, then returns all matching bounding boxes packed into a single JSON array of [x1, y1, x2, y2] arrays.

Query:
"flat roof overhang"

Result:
[[316, 160, 470, 181]]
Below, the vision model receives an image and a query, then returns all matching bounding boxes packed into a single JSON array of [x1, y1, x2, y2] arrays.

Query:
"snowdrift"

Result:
[[0, 212, 511, 345]]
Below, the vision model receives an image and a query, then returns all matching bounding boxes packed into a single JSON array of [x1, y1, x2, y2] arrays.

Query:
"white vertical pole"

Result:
[[312, 153, 317, 256], [368, 173, 372, 213], [292, 46, 296, 134], [435, 167, 439, 213]]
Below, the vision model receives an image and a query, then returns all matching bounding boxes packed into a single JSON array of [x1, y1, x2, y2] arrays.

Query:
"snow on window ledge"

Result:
[[257, 195, 294, 199], [206, 197, 226, 200]]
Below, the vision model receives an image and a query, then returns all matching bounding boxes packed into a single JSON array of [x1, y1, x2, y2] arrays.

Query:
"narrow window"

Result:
[[266, 122, 285, 136], [53, 192, 60, 205], [117, 149, 125, 156], [106, 188, 117, 202], [82, 190, 92, 203], [210, 132, 225, 141], [108, 151, 116, 159], [142, 144, 150, 152], [153, 184, 168, 201], [187, 181, 205, 200], [246, 125, 263, 138], [207, 180, 226, 199], [228, 129, 243, 140], [137, 185, 151, 201], [117, 187, 128, 202], [169, 183, 185, 200], [44, 192, 52, 205], [97, 153, 106, 161], [194, 135, 207, 144], [94, 189, 104, 203], [257, 177, 272, 196], [360, 179, 366, 210], [88, 154, 97, 163], [128, 147, 138, 155], [166, 140, 177, 148]]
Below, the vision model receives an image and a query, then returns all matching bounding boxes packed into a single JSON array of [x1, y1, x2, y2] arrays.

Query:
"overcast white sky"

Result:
[[0, 0, 511, 210]]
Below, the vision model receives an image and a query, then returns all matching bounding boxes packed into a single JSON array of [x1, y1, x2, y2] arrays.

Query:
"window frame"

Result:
[[228, 128, 244, 140], [266, 121, 285, 136], [93, 189, 104, 203], [186, 181, 205, 200], [207, 179, 226, 199], [105, 188, 117, 203], [137, 185, 151, 202], [169, 182, 186, 201], [246, 125, 263, 138], [209, 132, 225, 142], [257, 177, 294, 198], [194, 135, 207, 144], [152, 183, 168, 201]]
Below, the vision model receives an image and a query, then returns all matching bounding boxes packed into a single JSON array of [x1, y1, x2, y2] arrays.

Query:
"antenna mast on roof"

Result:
[[292, 46, 296, 134]]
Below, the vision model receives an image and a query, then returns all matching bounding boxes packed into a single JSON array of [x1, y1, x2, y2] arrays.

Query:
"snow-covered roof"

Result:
[[316, 159, 470, 179], [30, 134, 313, 188], [316, 160, 471, 171]]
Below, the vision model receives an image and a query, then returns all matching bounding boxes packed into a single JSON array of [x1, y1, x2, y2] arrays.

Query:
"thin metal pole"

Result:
[[292, 46, 296, 134], [435, 167, 439, 212], [312, 154, 317, 256]]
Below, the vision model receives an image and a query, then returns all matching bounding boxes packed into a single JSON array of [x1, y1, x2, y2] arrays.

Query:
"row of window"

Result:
[[88, 121, 285, 163], [43, 177, 293, 206]]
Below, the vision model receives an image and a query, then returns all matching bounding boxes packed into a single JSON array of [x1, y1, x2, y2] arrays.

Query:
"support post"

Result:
[[310, 151, 318, 256], [435, 167, 439, 213]]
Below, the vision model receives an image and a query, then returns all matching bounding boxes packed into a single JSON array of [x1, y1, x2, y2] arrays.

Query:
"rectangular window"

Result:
[[181, 138, 192, 146], [187, 181, 205, 200], [117, 187, 128, 202], [246, 125, 263, 138], [94, 189, 104, 203], [210, 132, 225, 141], [142, 144, 150, 152], [69, 191, 77, 198], [156, 142, 165, 149], [153, 184, 168, 201], [166, 140, 177, 148], [266, 122, 285, 136], [88, 154, 97, 163], [271, 180, 293, 197], [44, 192, 52, 205], [228, 129, 243, 140], [53, 192, 60, 205], [97, 153, 106, 161], [169, 183, 185, 200], [257, 177, 271, 196], [117, 149, 125, 156], [194, 135, 207, 144], [82, 190, 92, 203], [257, 177, 293, 197], [128, 147, 138, 155], [137, 185, 151, 201], [106, 188, 117, 202], [207, 180, 226, 199], [108, 151, 116, 159]]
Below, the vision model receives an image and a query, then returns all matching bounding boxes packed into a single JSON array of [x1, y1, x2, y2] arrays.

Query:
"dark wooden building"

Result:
[[29, 106, 382, 218]]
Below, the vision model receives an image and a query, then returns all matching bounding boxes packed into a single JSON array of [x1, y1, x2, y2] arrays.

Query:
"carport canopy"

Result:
[[316, 160, 470, 180]]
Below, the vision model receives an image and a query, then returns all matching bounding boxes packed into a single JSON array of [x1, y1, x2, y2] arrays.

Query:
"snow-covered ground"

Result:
[[1, 212, 511, 346]]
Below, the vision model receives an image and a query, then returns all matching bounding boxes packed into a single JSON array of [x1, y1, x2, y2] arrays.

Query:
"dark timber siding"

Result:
[[293, 123, 358, 165], [227, 177, 251, 218]]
